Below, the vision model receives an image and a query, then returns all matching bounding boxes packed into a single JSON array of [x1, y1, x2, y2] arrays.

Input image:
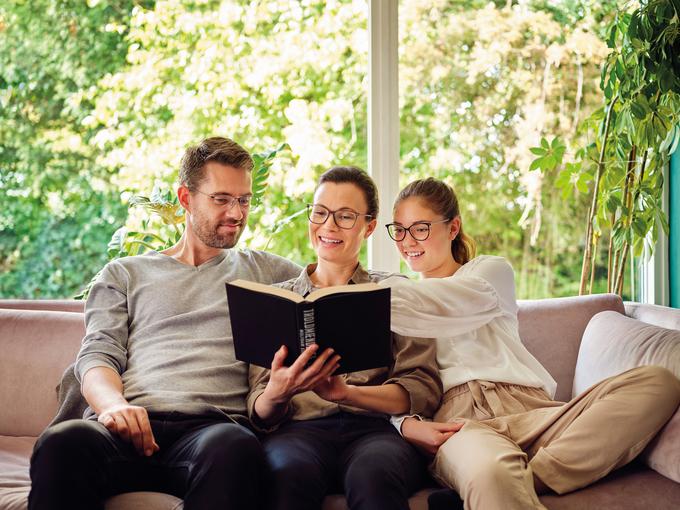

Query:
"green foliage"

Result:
[[533, 0, 680, 295], [2, 0, 625, 299], [529, 138, 567, 172], [0, 0, 149, 298], [400, 0, 618, 297]]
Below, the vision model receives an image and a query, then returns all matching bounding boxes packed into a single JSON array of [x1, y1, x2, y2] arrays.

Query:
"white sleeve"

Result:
[[380, 256, 516, 338], [390, 414, 422, 435]]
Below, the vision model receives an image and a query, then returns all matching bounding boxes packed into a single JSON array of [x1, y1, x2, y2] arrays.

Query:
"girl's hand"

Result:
[[401, 417, 464, 456], [313, 375, 350, 403]]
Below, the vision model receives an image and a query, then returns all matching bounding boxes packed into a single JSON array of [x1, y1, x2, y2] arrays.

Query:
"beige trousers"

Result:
[[430, 366, 680, 510]]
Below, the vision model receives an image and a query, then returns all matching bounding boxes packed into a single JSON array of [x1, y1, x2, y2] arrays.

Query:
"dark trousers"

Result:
[[28, 413, 266, 510], [263, 412, 425, 510]]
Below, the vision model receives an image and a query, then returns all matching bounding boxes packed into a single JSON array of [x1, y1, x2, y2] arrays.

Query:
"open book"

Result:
[[226, 279, 392, 374]]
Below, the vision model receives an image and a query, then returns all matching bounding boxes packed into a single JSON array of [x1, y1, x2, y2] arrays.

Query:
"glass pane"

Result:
[[398, 0, 617, 297], [0, 0, 368, 297]]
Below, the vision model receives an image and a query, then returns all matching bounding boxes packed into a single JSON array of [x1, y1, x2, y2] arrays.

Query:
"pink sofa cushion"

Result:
[[642, 410, 680, 485], [0, 310, 84, 437], [573, 311, 680, 394], [573, 311, 680, 482], [517, 293, 625, 402]]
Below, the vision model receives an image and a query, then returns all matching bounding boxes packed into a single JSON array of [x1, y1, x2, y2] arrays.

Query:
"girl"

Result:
[[247, 167, 441, 510], [383, 177, 680, 510]]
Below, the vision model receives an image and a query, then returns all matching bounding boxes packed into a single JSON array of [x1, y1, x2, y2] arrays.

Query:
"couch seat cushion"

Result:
[[0, 436, 33, 510], [0, 435, 182, 510], [540, 462, 680, 509]]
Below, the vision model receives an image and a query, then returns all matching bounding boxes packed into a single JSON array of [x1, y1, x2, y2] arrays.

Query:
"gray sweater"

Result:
[[74, 249, 300, 422]]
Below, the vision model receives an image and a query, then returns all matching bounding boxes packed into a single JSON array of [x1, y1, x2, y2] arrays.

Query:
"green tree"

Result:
[[399, 0, 618, 297], [0, 1, 151, 297], [1, 0, 624, 300]]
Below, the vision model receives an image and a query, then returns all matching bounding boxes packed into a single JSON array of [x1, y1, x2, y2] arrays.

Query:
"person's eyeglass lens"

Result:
[[194, 189, 252, 209], [386, 218, 450, 241], [307, 204, 367, 229]]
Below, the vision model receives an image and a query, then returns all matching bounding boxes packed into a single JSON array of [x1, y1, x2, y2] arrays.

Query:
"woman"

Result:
[[383, 177, 680, 510], [247, 167, 441, 510]]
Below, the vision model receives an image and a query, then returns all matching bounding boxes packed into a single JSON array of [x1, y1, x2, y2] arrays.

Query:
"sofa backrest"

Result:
[[0, 299, 85, 313], [0, 293, 631, 436], [517, 293, 625, 402], [0, 309, 84, 437]]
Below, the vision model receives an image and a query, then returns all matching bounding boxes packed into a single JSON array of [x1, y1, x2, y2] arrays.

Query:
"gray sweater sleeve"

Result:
[[248, 250, 301, 283], [74, 262, 130, 382]]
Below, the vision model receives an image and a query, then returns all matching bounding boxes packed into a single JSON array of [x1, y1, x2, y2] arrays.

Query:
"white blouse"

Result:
[[380, 255, 556, 398]]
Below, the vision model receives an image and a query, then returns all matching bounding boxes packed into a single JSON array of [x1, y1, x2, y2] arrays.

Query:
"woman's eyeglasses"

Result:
[[307, 204, 373, 230], [385, 218, 451, 241]]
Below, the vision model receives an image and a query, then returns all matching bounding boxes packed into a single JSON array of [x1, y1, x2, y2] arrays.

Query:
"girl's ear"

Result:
[[364, 218, 378, 238], [449, 216, 461, 240]]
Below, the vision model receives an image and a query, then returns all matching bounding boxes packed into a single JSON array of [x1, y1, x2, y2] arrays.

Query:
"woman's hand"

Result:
[[401, 417, 464, 456], [254, 344, 340, 425], [313, 375, 350, 403]]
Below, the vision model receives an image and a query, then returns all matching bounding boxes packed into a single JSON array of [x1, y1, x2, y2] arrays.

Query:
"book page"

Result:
[[306, 282, 380, 302], [228, 279, 305, 303]]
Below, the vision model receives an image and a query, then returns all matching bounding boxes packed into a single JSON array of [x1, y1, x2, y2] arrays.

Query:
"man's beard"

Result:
[[191, 212, 245, 249]]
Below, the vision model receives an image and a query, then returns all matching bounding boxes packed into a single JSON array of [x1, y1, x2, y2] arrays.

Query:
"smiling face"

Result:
[[183, 161, 252, 249], [392, 197, 460, 278], [309, 182, 376, 266]]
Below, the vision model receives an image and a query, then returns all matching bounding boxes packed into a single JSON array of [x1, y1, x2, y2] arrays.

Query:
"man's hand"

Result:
[[401, 417, 464, 456], [82, 366, 159, 457], [98, 403, 159, 457], [254, 344, 340, 425]]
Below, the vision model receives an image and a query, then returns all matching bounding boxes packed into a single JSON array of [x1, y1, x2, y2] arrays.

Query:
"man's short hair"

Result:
[[179, 137, 254, 190]]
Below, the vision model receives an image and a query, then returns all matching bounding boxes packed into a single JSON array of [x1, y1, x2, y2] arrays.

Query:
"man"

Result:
[[28, 137, 301, 510]]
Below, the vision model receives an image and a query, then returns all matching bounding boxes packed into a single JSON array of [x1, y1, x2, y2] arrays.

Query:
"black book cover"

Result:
[[226, 280, 392, 374]]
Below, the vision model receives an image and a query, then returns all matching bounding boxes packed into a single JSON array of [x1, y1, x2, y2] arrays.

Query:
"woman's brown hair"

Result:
[[317, 166, 379, 219], [393, 177, 476, 264]]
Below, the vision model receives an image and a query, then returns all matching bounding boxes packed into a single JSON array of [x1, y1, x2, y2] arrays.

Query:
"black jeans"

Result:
[[28, 413, 265, 510], [263, 412, 426, 510]]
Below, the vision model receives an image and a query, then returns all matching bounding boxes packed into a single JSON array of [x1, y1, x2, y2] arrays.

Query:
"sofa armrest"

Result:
[[0, 309, 84, 436]]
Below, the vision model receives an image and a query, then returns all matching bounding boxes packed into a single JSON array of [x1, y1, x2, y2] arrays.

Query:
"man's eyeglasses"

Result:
[[306, 204, 373, 230], [385, 218, 452, 242], [192, 189, 252, 209]]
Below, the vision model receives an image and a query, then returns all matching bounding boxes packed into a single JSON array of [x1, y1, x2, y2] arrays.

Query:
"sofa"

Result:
[[1, 293, 679, 510]]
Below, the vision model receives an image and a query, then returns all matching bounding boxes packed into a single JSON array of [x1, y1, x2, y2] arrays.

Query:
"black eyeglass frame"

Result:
[[384, 218, 452, 242], [192, 188, 253, 209], [306, 203, 373, 230]]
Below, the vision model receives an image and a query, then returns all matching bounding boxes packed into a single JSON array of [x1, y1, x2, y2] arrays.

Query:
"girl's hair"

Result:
[[394, 177, 476, 264], [317, 166, 379, 219]]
